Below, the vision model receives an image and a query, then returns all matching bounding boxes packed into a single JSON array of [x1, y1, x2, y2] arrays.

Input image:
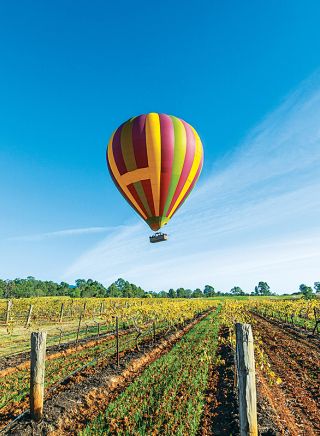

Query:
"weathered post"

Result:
[[59, 303, 64, 323], [235, 323, 258, 436], [25, 304, 33, 328], [116, 317, 120, 367], [313, 308, 320, 335], [94, 321, 100, 339], [83, 302, 87, 318], [5, 300, 12, 325], [99, 302, 104, 315], [30, 331, 47, 421]]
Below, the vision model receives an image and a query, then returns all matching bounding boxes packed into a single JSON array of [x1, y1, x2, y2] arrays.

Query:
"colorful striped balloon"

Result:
[[107, 113, 204, 231]]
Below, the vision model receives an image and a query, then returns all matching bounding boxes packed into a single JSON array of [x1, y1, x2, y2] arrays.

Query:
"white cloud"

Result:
[[9, 227, 114, 241], [63, 74, 320, 293]]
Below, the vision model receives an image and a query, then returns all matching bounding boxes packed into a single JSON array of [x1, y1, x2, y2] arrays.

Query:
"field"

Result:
[[0, 296, 319, 435]]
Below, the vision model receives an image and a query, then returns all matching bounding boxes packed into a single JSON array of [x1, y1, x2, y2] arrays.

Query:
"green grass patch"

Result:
[[81, 307, 221, 436]]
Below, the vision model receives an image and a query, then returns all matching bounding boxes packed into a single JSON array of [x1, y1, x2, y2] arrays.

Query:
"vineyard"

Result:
[[0, 296, 319, 435]]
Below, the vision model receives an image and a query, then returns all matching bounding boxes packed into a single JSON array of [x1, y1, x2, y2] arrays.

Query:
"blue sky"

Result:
[[1, 1, 320, 293]]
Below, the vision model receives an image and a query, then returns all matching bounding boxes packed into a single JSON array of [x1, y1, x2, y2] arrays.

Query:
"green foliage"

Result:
[[299, 283, 314, 300], [81, 308, 221, 436], [254, 281, 271, 296], [192, 288, 203, 298], [106, 278, 145, 298], [230, 286, 245, 295], [203, 284, 215, 297], [314, 282, 320, 293], [0, 276, 146, 299], [168, 288, 177, 298]]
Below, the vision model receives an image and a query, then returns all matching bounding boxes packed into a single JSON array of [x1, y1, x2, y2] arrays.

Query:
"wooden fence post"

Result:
[[5, 300, 12, 325], [59, 303, 64, 323], [235, 323, 258, 436], [94, 321, 100, 338], [116, 317, 120, 367], [30, 331, 47, 421], [99, 302, 104, 315], [25, 304, 33, 328], [83, 302, 87, 318]]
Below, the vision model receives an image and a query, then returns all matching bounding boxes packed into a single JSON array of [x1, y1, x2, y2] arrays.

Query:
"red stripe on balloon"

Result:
[[141, 179, 156, 216], [170, 153, 203, 218], [127, 183, 150, 218], [166, 121, 196, 217], [107, 158, 145, 220], [159, 114, 174, 216], [132, 114, 148, 169], [112, 125, 127, 175]]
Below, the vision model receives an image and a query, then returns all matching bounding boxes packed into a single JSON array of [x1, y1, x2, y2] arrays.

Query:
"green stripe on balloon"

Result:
[[133, 181, 152, 217], [162, 116, 187, 217]]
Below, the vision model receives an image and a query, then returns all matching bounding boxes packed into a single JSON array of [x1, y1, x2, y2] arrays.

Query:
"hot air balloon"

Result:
[[106, 113, 204, 242]]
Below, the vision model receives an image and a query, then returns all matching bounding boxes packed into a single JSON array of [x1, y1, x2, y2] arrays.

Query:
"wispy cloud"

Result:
[[64, 74, 320, 293], [9, 227, 114, 242]]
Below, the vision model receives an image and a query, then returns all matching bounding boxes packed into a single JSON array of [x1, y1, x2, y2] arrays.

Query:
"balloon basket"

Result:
[[149, 232, 168, 243]]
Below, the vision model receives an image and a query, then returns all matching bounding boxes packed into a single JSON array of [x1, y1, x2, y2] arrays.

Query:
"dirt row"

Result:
[[252, 311, 320, 351], [200, 326, 279, 436], [252, 313, 320, 435], [0, 326, 138, 373], [4, 312, 209, 435], [3, 311, 319, 435], [200, 315, 320, 436]]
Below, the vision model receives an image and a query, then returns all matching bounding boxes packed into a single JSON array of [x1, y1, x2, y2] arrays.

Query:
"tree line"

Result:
[[0, 277, 319, 299]]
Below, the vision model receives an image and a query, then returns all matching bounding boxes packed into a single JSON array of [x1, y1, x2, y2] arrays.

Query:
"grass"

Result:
[[81, 306, 221, 436], [0, 320, 172, 410], [0, 319, 110, 357]]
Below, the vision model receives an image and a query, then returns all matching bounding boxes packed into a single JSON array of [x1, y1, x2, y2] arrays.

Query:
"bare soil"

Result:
[[200, 326, 279, 436], [4, 313, 208, 435], [252, 313, 320, 435], [0, 326, 136, 374]]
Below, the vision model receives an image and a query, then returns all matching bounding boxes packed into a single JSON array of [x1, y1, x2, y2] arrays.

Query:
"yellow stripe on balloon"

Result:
[[145, 113, 161, 216], [119, 167, 150, 185], [107, 133, 148, 219], [167, 126, 203, 219]]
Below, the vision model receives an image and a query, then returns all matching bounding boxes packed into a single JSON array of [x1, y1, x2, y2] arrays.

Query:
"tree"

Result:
[[114, 278, 126, 292], [192, 288, 203, 298], [0, 279, 5, 298], [299, 284, 314, 300], [69, 287, 81, 298], [203, 285, 215, 297], [0, 276, 148, 298], [314, 282, 320, 294], [176, 288, 187, 298], [168, 289, 177, 298], [107, 283, 121, 297], [230, 286, 244, 296], [75, 279, 86, 289], [184, 289, 192, 298], [254, 282, 271, 296]]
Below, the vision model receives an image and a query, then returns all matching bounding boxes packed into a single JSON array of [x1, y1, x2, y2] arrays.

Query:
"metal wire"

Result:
[[1, 316, 191, 433]]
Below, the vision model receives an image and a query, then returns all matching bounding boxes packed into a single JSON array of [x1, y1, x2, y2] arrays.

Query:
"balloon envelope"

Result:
[[107, 113, 204, 231]]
